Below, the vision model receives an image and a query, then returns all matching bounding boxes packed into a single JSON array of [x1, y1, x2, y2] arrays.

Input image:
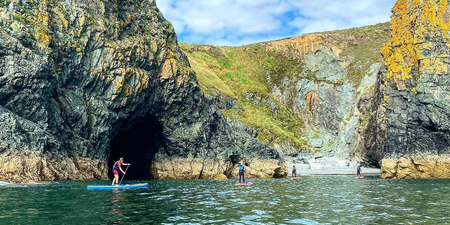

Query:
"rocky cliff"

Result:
[[380, 0, 450, 178], [0, 0, 286, 182], [182, 0, 450, 179], [181, 23, 391, 165]]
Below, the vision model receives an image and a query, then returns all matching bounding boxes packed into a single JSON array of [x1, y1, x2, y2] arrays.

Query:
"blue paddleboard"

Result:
[[87, 183, 148, 190]]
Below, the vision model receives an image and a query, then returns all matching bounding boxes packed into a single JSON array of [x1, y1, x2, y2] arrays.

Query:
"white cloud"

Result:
[[156, 0, 396, 46]]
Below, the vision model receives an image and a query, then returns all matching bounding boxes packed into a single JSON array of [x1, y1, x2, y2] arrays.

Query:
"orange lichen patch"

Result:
[[383, 0, 450, 91], [261, 34, 327, 60], [160, 54, 179, 81], [176, 69, 193, 87], [305, 92, 319, 125], [136, 69, 150, 92], [110, 67, 151, 97], [105, 43, 116, 54], [78, 15, 85, 26], [160, 60, 172, 80]]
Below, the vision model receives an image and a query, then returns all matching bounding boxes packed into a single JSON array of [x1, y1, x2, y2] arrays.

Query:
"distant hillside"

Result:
[[181, 22, 391, 160]]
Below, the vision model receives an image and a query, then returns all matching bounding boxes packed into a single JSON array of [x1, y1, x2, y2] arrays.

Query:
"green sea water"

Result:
[[1, 176, 450, 224]]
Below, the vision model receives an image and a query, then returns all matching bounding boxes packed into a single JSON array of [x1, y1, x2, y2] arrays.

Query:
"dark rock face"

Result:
[[0, 0, 285, 182], [359, 66, 387, 166]]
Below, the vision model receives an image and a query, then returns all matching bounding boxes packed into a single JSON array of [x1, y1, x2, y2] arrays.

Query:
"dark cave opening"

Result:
[[108, 115, 164, 180]]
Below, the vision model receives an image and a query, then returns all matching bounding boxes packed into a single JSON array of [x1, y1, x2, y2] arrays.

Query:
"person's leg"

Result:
[[239, 173, 242, 183], [112, 170, 118, 185], [243, 173, 245, 183], [114, 175, 119, 185]]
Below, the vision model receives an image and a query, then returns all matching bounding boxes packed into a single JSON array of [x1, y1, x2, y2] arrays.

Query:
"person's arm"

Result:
[[122, 163, 130, 166]]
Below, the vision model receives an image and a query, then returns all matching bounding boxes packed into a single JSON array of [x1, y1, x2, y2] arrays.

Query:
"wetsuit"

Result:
[[292, 166, 297, 177], [239, 165, 245, 183], [357, 166, 361, 177]]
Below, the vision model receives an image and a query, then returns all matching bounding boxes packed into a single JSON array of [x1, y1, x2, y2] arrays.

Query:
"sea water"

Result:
[[1, 176, 450, 224]]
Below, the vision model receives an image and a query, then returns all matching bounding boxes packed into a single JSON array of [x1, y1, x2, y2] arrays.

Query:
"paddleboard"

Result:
[[87, 183, 148, 190], [290, 177, 300, 180], [234, 182, 253, 186], [356, 176, 364, 179]]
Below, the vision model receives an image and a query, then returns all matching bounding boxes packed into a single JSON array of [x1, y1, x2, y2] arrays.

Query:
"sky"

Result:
[[156, 0, 397, 46]]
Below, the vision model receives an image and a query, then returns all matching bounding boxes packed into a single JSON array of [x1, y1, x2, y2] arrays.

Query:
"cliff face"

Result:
[[181, 23, 391, 164], [0, 0, 285, 182], [380, 0, 450, 178]]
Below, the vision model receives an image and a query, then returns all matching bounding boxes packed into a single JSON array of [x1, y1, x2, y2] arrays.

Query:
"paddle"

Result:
[[118, 165, 130, 185]]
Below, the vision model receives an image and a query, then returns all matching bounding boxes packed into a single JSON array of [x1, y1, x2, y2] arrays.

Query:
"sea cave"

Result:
[[108, 115, 165, 180]]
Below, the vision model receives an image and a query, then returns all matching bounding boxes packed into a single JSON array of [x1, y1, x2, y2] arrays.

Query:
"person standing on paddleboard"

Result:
[[356, 164, 362, 177], [292, 165, 297, 177], [112, 157, 130, 186], [238, 163, 246, 183]]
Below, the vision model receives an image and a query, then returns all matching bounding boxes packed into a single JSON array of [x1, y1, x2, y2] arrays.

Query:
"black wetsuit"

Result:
[[357, 166, 361, 177]]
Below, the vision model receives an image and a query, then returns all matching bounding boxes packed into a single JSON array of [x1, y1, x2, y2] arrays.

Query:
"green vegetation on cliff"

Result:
[[180, 43, 305, 148], [181, 22, 390, 152]]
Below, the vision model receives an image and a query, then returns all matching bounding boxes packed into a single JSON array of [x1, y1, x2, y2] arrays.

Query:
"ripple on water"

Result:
[[284, 218, 320, 224], [167, 215, 190, 221], [151, 194, 174, 200], [241, 215, 261, 220]]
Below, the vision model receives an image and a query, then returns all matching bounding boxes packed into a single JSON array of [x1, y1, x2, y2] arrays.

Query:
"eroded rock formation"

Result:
[[0, 0, 286, 182]]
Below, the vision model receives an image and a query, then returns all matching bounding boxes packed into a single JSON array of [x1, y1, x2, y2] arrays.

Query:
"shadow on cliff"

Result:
[[108, 115, 165, 180]]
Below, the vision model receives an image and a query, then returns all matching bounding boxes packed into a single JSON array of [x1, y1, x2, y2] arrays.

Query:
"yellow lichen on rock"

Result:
[[160, 51, 179, 82], [383, 0, 450, 91], [160, 59, 173, 81]]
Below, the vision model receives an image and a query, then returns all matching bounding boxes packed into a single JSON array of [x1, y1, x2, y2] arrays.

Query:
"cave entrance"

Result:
[[108, 115, 164, 180]]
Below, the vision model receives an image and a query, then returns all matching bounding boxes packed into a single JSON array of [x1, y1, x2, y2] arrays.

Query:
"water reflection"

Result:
[[110, 189, 124, 224]]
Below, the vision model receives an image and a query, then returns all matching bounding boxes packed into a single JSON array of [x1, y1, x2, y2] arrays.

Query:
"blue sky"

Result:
[[156, 0, 397, 46]]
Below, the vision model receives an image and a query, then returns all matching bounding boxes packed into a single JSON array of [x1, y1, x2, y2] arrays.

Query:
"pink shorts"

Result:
[[113, 170, 118, 175]]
